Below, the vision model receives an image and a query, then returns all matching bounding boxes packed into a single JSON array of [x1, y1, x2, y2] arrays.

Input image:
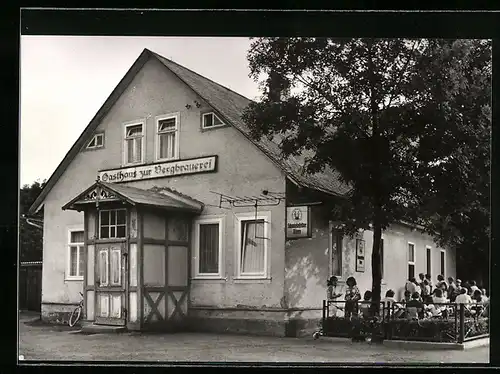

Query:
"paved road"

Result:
[[18, 315, 489, 364]]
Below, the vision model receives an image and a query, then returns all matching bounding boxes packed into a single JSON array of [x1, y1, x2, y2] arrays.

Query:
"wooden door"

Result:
[[95, 242, 126, 326]]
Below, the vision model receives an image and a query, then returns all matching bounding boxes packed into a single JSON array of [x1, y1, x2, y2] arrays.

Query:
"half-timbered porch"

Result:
[[62, 180, 203, 331]]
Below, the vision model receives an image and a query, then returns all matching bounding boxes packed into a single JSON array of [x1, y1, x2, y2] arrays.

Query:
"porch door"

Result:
[[95, 242, 126, 326]]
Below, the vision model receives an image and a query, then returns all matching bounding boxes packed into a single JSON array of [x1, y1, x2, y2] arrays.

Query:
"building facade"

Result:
[[29, 48, 455, 336]]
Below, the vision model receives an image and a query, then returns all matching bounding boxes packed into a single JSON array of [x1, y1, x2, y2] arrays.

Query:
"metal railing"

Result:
[[321, 300, 489, 343]]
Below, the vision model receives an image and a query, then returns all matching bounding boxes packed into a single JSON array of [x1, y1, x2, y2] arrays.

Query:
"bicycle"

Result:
[[68, 292, 84, 327]]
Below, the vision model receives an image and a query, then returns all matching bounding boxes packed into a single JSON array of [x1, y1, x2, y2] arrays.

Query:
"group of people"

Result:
[[401, 274, 489, 316], [326, 273, 489, 321]]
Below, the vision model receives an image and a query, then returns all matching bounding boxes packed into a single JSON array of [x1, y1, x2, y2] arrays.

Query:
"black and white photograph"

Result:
[[18, 10, 492, 365]]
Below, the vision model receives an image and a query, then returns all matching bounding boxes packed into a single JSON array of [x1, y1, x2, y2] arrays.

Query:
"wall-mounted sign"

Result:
[[286, 206, 310, 239], [98, 156, 217, 183], [356, 239, 365, 272]]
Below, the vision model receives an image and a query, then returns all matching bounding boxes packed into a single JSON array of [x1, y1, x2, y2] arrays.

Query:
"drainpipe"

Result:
[[21, 214, 44, 230]]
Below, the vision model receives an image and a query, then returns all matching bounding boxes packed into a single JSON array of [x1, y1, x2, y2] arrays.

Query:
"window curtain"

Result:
[[160, 132, 175, 159], [241, 221, 265, 274], [199, 224, 219, 273]]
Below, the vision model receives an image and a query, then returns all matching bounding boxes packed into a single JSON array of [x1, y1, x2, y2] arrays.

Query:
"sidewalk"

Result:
[[18, 317, 489, 363]]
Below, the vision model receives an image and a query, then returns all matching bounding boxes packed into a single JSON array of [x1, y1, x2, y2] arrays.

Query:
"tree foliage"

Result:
[[20, 180, 45, 261], [243, 37, 491, 308]]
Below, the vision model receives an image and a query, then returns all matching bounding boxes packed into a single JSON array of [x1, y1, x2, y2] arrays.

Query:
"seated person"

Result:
[[406, 292, 424, 320], [471, 289, 488, 316], [381, 289, 397, 313], [424, 295, 441, 318], [432, 288, 448, 315], [455, 287, 472, 305], [400, 290, 412, 305], [359, 290, 373, 319]]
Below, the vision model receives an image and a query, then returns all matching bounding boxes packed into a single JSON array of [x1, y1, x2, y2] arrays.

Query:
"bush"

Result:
[[324, 316, 384, 338], [323, 316, 489, 342]]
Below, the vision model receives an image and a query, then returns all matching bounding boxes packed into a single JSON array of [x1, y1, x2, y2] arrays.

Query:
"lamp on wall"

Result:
[[185, 104, 192, 109], [194, 100, 201, 108]]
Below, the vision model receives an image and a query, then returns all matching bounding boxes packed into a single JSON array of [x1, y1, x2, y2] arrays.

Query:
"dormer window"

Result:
[[202, 112, 225, 130], [86, 133, 104, 150]]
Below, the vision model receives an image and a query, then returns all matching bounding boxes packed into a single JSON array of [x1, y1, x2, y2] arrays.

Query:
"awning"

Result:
[[62, 180, 204, 213]]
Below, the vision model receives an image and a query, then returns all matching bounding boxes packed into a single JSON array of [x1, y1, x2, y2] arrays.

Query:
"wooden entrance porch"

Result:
[[62, 180, 204, 331]]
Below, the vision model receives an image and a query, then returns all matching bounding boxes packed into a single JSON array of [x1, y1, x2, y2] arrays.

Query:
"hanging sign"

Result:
[[98, 156, 217, 183], [286, 206, 310, 239], [356, 239, 365, 272]]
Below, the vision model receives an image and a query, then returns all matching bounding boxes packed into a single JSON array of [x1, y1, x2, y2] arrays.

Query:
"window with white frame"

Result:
[[156, 114, 179, 160], [236, 212, 270, 279], [124, 123, 144, 165], [408, 242, 415, 280], [68, 230, 84, 279], [330, 229, 343, 277], [193, 217, 223, 278], [100, 209, 127, 239], [426, 246, 432, 277], [86, 133, 104, 149], [202, 112, 225, 129], [440, 249, 445, 277]]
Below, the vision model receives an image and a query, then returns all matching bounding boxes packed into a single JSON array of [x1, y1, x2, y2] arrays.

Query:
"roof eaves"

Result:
[[29, 49, 153, 215]]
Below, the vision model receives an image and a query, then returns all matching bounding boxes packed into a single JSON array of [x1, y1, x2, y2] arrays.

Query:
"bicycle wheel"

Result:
[[68, 306, 81, 327]]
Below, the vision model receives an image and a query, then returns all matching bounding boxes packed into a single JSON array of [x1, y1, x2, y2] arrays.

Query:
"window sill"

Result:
[[65, 277, 84, 282], [233, 277, 272, 284], [191, 277, 227, 283], [155, 157, 180, 163]]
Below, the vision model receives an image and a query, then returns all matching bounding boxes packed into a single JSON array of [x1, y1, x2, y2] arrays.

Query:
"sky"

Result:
[[20, 36, 261, 187]]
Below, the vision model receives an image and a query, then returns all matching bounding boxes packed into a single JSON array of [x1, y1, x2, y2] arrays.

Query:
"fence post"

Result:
[[458, 303, 465, 343], [322, 300, 326, 322]]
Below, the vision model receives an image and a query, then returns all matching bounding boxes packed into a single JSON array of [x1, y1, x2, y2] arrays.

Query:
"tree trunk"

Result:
[[371, 214, 383, 315], [367, 39, 383, 315]]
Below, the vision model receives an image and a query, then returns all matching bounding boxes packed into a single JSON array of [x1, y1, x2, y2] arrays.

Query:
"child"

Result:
[[344, 276, 361, 320], [327, 276, 343, 317], [381, 289, 398, 318], [359, 290, 373, 319]]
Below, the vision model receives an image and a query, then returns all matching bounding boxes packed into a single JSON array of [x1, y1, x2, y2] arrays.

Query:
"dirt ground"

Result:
[[18, 313, 489, 364]]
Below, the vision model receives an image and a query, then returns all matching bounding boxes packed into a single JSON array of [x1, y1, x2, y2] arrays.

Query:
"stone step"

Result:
[[71, 324, 127, 335]]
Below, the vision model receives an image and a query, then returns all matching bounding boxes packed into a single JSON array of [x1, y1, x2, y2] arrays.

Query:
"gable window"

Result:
[[124, 123, 144, 165], [330, 229, 343, 277], [86, 133, 104, 150], [202, 112, 225, 129], [100, 209, 127, 239], [440, 249, 445, 277], [193, 217, 223, 278], [156, 114, 179, 161], [67, 229, 84, 280], [236, 212, 270, 279], [408, 242, 415, 280]]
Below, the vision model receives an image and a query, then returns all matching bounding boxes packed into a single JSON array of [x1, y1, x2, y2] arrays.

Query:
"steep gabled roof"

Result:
[[29, 48, 351, 215]]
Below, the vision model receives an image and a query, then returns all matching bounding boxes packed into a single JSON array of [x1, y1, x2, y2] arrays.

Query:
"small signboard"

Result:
[[356, 239, 365, 272], [286, 206, 310, 239]]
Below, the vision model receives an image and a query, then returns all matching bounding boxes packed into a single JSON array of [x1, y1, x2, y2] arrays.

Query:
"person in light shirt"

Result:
[[405, 277, 418, 295], [432, 288, 448, 315], [455, 287, 472, 304], [470, 280, 480, 294]]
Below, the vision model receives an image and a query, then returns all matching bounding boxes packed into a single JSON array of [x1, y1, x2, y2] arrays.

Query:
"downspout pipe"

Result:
[[21, 214, 43, 230]]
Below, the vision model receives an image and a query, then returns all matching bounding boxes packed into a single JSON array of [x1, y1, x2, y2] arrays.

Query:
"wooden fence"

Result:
[[19, 262, 42, 312]]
